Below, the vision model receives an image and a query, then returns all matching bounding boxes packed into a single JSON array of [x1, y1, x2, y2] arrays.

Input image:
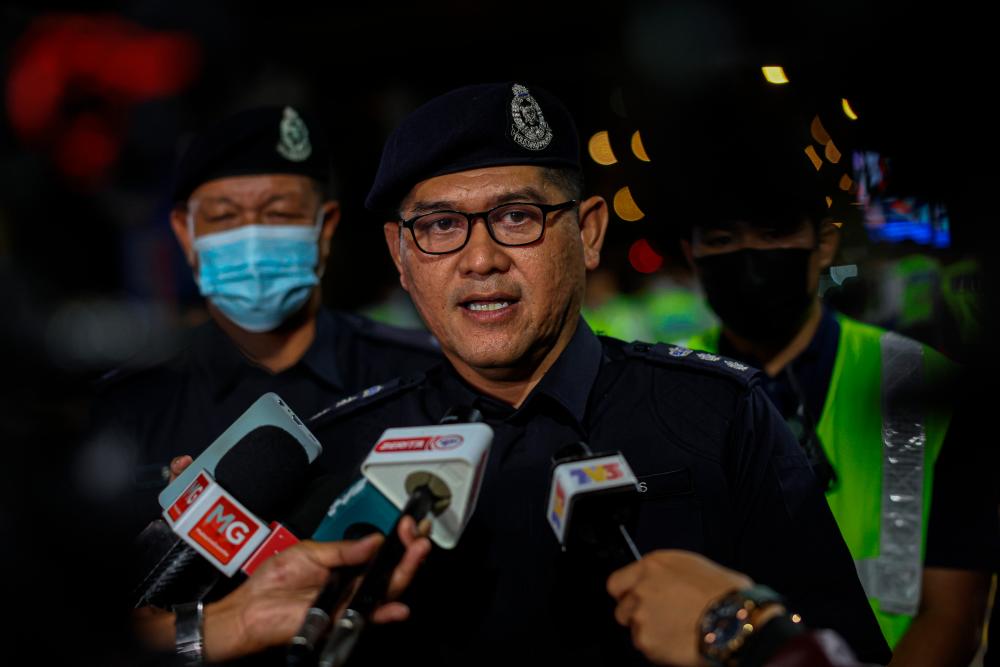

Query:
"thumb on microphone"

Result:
[[168, 455, 194, 482]]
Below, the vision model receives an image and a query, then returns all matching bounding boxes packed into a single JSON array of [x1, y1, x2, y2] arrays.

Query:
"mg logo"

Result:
[[204, 503, 251, 545], [190, 495, 259, 564]]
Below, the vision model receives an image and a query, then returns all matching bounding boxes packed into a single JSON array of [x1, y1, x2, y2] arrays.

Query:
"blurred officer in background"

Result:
[[662, 84, 995, 666], [93, 106, 441, 533]]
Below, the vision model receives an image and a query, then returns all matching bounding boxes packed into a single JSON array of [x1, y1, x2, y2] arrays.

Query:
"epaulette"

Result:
[[92, 360, 169, 394], [621, 341, 761, 386], [339, 311, 440, 354], [306, 372, 426, 428], [94, 365, 132, 390]]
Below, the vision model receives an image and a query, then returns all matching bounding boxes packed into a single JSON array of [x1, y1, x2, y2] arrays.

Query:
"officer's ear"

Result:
[[383, 222, 409, 292], [578, 196, 609, 271], [816, 219, 841, 270], [169, 205, 196, 268], [317, 200, 341, 271]]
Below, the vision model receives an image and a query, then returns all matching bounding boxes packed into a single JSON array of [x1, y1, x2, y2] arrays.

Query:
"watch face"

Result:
[[701, 586, 784, 665], [701, 598, 749, 649]]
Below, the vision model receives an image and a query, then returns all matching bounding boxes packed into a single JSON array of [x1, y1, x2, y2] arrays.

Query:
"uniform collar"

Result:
[[197, 306, 344, 401], [432, 317, 603, 426], [526, 318, 603, 424], [301, 308, 345, 391]]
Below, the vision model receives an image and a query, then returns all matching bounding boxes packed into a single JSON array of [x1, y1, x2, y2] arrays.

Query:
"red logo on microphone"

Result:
[[375, 435, 464, 453], [375, 437, 433, 452], [167, 471, 211, 521], [188, 496, 260, 564]]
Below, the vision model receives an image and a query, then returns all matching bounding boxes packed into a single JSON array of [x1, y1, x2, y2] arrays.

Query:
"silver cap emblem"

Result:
[[276, 106, 312, 162], [510, 83, 553, 151]]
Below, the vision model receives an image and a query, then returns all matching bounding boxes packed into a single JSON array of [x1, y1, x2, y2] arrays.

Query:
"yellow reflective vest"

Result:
[[686, 315, 953, 647]]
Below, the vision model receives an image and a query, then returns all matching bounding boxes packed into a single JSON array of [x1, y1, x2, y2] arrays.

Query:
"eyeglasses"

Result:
[[400, 200, 578, 255]]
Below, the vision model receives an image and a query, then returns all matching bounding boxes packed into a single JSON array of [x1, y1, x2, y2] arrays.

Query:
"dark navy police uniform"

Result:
[[297, 321, 891, 666], [93, 307, 439, 532]]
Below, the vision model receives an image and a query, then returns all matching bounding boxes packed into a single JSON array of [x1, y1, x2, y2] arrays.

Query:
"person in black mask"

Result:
[[677, 207, 993, 667]]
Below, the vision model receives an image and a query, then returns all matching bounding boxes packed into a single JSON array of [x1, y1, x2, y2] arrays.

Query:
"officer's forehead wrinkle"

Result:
[[404, 186, 551, 217], [193, 190, 313, 212]]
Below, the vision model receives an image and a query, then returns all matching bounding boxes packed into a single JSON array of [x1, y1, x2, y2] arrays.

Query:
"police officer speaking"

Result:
[[297, 83, 892, 666]]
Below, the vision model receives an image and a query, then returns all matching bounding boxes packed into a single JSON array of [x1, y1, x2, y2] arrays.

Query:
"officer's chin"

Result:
[[270, 289, 321, 333]]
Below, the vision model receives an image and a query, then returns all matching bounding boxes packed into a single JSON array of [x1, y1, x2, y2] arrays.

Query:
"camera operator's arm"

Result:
[[135, 519, 430, 663]]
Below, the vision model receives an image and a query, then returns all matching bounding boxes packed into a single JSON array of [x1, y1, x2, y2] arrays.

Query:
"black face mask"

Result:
[[694, 248, 815, 346]]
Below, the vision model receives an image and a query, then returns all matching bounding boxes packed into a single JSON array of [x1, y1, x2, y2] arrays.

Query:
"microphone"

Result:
[[159, 392, 322, 511], [288, 407, 491, 667], [133, 392, 322, 594], [546, 442, 642, 573], [310, 406, 489, 549], [133, 407, 317, 607], [315, 488, 441, 667]]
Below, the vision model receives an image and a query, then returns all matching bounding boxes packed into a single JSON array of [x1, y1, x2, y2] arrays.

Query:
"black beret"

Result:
[[365, 82, 581, 213], [172, 105, 330, 202]]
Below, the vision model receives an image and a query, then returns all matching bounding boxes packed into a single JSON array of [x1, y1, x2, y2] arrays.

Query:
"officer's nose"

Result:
[[457, 218, 512, 277]]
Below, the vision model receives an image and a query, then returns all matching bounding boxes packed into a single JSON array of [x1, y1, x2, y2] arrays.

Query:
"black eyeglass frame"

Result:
[[399, 200, 579, 255]]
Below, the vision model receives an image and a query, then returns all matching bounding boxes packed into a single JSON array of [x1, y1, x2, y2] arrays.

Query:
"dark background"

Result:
[[0, 1, 995, 662]]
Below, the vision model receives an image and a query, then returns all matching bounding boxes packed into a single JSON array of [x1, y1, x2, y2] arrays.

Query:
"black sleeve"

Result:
[[728, 385, 892, 666], [924, 392, 1000, 571]]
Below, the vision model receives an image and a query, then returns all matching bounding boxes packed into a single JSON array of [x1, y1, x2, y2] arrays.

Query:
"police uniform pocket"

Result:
[[636, 467, 694, 500], [634, 468, 704, 552]]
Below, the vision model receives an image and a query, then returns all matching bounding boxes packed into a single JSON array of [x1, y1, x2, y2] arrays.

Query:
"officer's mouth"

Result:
[[458, 293, 520, 320]]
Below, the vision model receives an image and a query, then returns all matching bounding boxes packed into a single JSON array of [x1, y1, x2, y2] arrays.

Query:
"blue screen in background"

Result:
[[853, 151, 952, 249]]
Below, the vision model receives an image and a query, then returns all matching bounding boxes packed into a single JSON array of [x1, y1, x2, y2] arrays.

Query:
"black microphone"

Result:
[[315, 487, 441, 667], [132, 425, 310, 608], [546, 441, 642, 574]]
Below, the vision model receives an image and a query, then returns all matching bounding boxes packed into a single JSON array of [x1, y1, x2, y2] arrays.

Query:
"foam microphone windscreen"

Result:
[[214, 425, 310, 518]]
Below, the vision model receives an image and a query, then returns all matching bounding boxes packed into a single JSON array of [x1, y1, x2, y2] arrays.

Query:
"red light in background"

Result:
[[5, 13, 201, 186], [628, 239, 663, 274], [55, 112, 118, 184]]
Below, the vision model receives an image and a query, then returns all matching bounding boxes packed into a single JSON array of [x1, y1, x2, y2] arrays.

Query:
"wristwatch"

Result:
[[173, 600, 204, 666], [698, 584, 784, 667]]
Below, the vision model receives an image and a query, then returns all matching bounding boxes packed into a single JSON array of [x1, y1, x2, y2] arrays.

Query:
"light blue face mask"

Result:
[[191, 211, 323, 333]]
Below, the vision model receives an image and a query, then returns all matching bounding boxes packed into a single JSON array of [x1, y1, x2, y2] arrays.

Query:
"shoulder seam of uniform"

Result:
[[622, 341, 760, 386], [305, 372, 426, 427]]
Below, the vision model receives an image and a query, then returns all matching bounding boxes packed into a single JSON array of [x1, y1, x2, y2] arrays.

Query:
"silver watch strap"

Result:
[[173, 601, 204, 666]]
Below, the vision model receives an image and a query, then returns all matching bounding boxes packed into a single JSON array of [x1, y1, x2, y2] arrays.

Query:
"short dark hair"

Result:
[[541, 166, 584, 200], [686, 213, 826, 242]]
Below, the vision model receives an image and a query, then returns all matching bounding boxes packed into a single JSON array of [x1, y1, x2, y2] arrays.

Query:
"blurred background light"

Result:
[[628, 239, 663, 273], [761, 66, 788, 84], [588, 130, 618, 165], [613, 186, 645, 221], [631, 130, 651, 162]]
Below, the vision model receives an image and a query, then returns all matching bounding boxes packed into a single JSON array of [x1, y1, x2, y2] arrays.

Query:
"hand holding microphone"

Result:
[[133, 522, 431, 664], [206, 519, 431, 663], [133, 393, 324, 610], [294, 407, 492, 667], [547, 446, 808, 667]]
